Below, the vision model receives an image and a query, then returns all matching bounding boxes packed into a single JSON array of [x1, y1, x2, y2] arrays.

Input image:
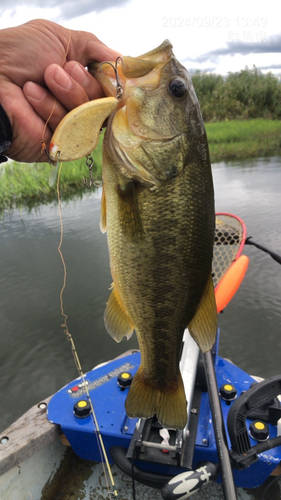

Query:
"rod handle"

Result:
[[161, 462, 218, 500]]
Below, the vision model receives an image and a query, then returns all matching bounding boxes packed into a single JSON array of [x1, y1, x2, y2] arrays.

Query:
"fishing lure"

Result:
[[48, 97, 118, 163]]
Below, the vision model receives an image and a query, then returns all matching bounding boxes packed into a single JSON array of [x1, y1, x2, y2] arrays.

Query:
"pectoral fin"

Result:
[[188, 274, 217, 352], [117, 180, 144, 238], [104, 287, 134, 342], [49, 97, 118, 162]]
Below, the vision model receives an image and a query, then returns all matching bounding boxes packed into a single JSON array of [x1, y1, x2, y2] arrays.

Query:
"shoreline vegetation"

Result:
[[1, 68, 281, 210], [206, 119, 281, 161], [1, 118, 280, 211]]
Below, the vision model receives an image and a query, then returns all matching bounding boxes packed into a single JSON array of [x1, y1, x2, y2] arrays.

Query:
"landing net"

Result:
[[212, 213, 246, 289]]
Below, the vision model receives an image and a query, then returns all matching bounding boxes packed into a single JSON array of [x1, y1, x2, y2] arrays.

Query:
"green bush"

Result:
[[192, 67, 281, 122]]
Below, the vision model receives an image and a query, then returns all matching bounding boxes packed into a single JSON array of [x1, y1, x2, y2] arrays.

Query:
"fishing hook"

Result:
[[99, 57, 124, 100], [83, 155, 95, 188], [42, 141, 59, 166], [83, 57, 124, 189], [83, 154, 102, 189]]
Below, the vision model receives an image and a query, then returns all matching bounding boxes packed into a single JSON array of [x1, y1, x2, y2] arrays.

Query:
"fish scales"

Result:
[[92, 40, 217, 429], [101, 142, 215, 428], [48, 40, 217, 428]]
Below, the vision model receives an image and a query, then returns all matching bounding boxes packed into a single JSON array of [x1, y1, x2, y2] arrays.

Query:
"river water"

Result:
[[0, 155, 280, 437]]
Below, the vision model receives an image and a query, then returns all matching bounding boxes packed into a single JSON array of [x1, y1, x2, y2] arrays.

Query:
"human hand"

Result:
[[0, 19, 120, 162]]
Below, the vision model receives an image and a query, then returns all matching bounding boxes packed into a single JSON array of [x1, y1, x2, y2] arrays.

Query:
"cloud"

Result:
[[1, 0, 130, 19], [183, 33, 281, 65], [258, 64, 281, 71], [57, 0, 130, 20], [187, 67, 217, 74]]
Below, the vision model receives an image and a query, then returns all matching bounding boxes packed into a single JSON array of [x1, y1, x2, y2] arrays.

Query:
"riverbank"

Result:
[[1, 119, 280, 210], [206, 119, 281, 160]]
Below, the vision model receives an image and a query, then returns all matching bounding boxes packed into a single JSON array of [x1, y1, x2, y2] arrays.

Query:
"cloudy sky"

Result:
[[1, 0, 281, 75]]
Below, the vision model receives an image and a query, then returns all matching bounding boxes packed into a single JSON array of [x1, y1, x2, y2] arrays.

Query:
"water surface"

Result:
[[0, 155, 280, 432]]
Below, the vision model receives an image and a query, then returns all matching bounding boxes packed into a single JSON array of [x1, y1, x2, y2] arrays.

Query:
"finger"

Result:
[[23, 81, 68, 133], [69, 30, 121, 66], [2, 82, 50, 162], [44, 64, 90, 111], [63, 61, 105, 100], [84, 39, 122, 64]]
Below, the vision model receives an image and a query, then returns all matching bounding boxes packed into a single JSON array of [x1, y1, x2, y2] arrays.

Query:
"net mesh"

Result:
[[212, 214, 244, 288]]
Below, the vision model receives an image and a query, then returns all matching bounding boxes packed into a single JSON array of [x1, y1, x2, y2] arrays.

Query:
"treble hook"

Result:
[[83, 155, 95, 188], [83, 155, 102, 189], [99, 57, 124, 100]]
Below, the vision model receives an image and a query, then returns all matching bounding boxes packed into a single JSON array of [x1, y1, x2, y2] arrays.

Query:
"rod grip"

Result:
[[161, 462, 218, 500]]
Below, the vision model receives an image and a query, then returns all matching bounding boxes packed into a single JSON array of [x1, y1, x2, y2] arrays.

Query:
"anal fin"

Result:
[[104, 286, 134, 342], [188, 274, 217, 353]]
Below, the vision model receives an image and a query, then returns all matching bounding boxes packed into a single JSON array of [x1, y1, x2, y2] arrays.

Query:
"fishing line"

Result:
[[56, 162, 119, 499], [41, 29, 72, 155], [40, 30, 119, 498]]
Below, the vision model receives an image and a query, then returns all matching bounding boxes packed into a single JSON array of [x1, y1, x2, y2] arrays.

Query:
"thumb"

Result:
[[69, 30, 121, 67]]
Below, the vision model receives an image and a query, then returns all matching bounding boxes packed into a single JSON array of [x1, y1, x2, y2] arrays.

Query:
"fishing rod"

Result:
[[162, 350, 238, 500], [245, 237, 281, 265], [203, 350, 238, 500]]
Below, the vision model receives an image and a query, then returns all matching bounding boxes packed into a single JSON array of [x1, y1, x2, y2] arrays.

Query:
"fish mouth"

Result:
[[89, 40, 173, 101], [89, 41, 179, 186]]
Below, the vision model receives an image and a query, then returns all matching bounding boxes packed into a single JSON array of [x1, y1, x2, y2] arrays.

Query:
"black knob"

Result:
[[220, 383, 237, 402], [249, 421, 269, 441], [74, 399, 91, 418], [117, 372, 133, 389]]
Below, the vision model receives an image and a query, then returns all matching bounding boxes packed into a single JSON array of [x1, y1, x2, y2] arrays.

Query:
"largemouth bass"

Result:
[[49, 40, 217, 430], [90, 41, 217, 429]]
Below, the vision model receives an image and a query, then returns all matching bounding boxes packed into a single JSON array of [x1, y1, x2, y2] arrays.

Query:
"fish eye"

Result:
[[168, 77, 188, 98]]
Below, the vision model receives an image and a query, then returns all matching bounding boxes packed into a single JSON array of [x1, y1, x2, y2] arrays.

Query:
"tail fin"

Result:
[[125, 368, 187, 429]]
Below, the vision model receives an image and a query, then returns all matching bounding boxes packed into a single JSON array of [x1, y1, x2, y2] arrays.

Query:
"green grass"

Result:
[[1, 119, 281, 210], [0, 134, 103, 210], [0, 158, 100, 210], [206, 119, 281, 161]]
